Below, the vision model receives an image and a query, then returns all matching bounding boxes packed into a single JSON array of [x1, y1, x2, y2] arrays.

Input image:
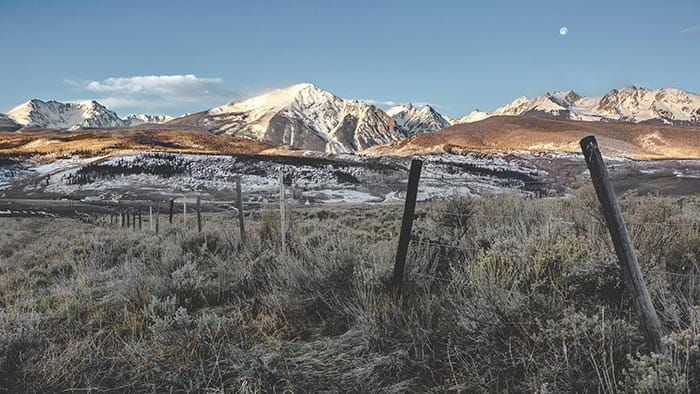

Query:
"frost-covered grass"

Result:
[[0, 189, 699, 392]]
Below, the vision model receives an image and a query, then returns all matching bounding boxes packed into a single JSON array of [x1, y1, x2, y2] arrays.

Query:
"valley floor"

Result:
[[1, 192, 699, 392]]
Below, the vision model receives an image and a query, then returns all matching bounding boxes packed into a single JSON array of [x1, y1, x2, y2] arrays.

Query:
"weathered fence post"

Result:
[[279, 170, 286, 253], [138, 208, 142, 230], [155, 200, 160, 235], [236, 177, 245, 246], [392, 159, 423, 291], [196, 195, 202, 233], [580, 135, 666, 353], [183, 200, 187, 229], [126, 209, 130, 227], [149, 205, 153, 232], [169, 199, 174, 224], [132, 210, 136, 230]]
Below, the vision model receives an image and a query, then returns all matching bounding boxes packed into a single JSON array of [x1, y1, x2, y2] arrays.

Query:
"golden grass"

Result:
[[363, 116, 700, 159], [0, 128, 291, 160]]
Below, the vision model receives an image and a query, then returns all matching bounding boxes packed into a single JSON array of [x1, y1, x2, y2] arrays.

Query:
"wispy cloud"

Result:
[[680, 25, 700, 35], [67, 74, 236, 114], [361, 99, 433, 109], [362, 99, 399, 107]]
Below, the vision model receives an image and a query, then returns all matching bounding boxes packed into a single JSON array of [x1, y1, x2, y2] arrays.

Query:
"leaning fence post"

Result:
[[236, 177, 245, 245], [279, 170, 286, 253], [196, 195, 202, 233], [392, 159, 423, 291], [580, 135, 665, 353], [169, 199, 174, 224]]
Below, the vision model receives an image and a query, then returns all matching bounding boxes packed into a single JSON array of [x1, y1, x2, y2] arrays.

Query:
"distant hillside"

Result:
[[0, 127, 284, 158], [362, 116, 700, 159]]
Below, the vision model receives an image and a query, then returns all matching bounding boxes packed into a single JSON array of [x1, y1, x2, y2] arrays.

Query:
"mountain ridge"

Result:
[[362, 115, 700, 159], [171, 83, 405, 153], [6, 99, 174, 130], [486, 86, 700, 125]]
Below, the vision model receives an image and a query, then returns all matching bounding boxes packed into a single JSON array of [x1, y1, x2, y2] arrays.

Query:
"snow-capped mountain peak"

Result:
[[6, 99, 179, 130], [483, 86, 700, 124], [7, 99, 126, 130], [453, 110, 489, 124], [386, 103, 452, 135], [201, 83, 403, 153]]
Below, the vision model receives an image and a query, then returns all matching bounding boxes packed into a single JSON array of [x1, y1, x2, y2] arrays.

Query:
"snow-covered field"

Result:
[[2, 152, 697, 204], [2, 152, 551, 204]]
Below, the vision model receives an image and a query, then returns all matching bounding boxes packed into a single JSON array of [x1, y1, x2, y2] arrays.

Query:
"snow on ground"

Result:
[[10, 152, 548, 203], [4, 152, 698, 204]]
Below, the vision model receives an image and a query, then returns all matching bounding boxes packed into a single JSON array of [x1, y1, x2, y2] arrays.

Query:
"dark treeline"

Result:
[[67, 154, 188, 185]]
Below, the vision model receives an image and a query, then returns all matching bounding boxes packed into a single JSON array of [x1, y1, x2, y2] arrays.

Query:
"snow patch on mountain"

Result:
[[123, 114, 174, 126]]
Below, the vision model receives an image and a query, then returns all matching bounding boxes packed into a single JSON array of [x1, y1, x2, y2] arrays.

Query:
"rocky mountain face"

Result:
[[177, 83, 405, 153], [123, 114, 174, 127], [6, 99, 174, 130], [7, 99, 126, 130], [386, 104, 452, 135], [0, 114, 21, 132], [488, 86, 700, 125]]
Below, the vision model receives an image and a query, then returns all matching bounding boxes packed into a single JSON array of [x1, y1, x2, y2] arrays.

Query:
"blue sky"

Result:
[[1, 0, 699, 118]]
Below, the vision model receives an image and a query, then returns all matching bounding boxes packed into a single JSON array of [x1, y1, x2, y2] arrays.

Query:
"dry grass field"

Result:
[[364, 116, 700, 159], [1, 189, 699, 392], [0, 128, 285, 160]]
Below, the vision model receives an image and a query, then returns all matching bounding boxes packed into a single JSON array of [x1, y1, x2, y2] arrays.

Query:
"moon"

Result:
[[560, 26, 568, 36]]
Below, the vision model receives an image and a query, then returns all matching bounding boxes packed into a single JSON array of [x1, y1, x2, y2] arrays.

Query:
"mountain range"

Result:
[[2, 84, 700, 153], [3, 99, 172, 131]]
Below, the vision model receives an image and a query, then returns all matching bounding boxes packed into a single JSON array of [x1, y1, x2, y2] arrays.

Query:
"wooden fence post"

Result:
[[121, 210, 125, 227], [126, 209, 130, 228], [169, 199, 174, 224], [155, 200, 160, 235], [132, 210, 136, 230], [392, 159, 423, 291], [279, 170, 286, 253], [196, 196, 202, 233], [138, 208, 142, 230], [149, 205, 153, 232], [183, 200, 187, 229], [580, 135, 666, 353], [236, 177, 245, 245]]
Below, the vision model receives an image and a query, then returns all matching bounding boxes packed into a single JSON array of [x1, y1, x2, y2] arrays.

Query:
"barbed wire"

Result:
[[429, 212, 698, 228], [411, 243, 700, 280]]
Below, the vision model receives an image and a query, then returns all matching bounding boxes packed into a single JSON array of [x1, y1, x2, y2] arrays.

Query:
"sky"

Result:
[[1, 0, 699, 118]]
